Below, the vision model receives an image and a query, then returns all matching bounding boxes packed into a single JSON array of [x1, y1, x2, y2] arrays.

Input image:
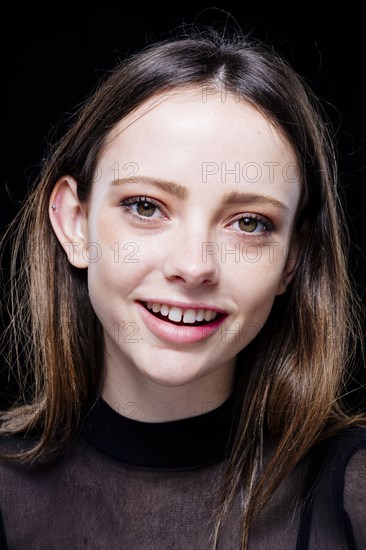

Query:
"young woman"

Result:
[[1, 29, 365, 550]]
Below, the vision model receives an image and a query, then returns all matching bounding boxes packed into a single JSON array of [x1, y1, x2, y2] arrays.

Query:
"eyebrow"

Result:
[[112, 176, 289, 212], [112, 177, 188, 199], [222, 190, 289, 212]]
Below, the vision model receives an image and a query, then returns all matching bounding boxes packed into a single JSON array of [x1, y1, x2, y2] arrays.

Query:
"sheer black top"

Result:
[[0, 394, 365, 549]]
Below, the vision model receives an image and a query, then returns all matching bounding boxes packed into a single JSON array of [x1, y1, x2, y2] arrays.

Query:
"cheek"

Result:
[[234, 276, 278, 310], [86, 258, 116, 323], [86, 208, 117, 246], [228, 254, 286, 314], [86, 258, 139, 340], [87, 207, 158, 264], [87, 253, 142, 299], [226, 241, 287, 283]]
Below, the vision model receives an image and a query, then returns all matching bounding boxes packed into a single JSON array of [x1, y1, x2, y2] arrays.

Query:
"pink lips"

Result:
[[136, 301, 227, 344]]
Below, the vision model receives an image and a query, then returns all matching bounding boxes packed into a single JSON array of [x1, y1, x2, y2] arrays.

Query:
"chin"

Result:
[[139, 359, 206, 388]]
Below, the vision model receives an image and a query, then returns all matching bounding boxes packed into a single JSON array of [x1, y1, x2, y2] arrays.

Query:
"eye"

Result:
[[120, 196, 164, 220], [231, 215, 273, 234]]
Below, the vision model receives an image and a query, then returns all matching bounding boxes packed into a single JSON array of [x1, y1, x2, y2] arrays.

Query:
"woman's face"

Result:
[[73, 89, 301, 406]]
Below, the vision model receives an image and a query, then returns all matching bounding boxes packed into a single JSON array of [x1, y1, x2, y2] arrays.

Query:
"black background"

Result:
[[2, 3, 366, 410]]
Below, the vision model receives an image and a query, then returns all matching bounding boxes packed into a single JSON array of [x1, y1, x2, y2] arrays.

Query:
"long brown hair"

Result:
[[1, 28, 365, 549]]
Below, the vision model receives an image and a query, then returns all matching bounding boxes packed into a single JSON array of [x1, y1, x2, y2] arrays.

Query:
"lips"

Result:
[[136, 301, 227, 344]]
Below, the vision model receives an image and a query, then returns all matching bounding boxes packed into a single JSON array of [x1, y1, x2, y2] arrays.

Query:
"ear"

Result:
[[276, 235, 302, 296], [49, 176, 89, 268]]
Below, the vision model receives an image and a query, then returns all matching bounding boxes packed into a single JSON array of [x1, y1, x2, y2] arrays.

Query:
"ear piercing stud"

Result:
[[51, 204, 57, 211]]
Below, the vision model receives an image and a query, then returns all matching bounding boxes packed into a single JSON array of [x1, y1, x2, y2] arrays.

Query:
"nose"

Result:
[[162, 229, 220, 289]]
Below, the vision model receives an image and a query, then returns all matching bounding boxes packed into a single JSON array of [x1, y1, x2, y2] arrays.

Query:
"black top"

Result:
[[0, 395, 365, 550], [81, 393, 236, 469]]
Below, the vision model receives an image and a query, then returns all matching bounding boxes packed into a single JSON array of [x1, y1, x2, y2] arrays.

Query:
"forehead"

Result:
[[106, 87, 293, 154], [97, 88, 300, 204]]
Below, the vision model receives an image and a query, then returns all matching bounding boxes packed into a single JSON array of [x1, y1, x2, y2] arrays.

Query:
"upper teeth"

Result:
[[146, 302, 218, 323]]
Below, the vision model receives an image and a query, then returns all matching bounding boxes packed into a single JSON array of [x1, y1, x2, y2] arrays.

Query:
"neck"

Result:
[[101, 352, 236, 422]]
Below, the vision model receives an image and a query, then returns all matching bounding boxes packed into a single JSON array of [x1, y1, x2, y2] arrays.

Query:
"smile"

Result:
[[145, 301, 218, 325], [136, 301, 227, 344]]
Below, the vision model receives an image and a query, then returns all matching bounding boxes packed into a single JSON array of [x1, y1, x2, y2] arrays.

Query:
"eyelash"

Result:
[[119, 196, 274, 235], [119, 196, 165, 223], [230, 214, 274, 236]]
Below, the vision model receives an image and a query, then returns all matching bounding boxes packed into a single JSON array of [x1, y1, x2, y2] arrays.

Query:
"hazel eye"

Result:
[[231, 215, 273, 234], [135, 200, 158, 217], [120, 196, 164, 220], [238, 217, 258, 233]]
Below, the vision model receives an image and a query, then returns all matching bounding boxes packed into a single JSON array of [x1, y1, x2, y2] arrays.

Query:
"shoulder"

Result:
[[316, 425, 366, 485], [316, 426, 366, 549], [341, 428, 366, 550], [0, 431, 86, 474], [0, 433, 40, 469], [324, 425, 366, 452], [324, 425, 366, 491], [312, 425, 366, 471]]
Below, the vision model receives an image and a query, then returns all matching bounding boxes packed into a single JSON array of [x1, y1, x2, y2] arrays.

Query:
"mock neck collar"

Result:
[[81, 393, 236, 469]]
